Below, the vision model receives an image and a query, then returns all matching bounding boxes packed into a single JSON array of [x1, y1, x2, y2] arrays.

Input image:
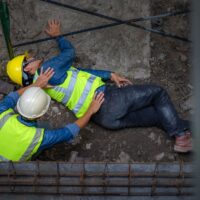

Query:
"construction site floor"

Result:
[[0, 0, 192, 162]]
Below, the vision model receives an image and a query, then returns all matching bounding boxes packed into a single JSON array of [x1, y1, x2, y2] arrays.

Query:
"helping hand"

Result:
[[45, 19, 61, 37], [33, 67, 55, 88], [88, 92, 105, 114], [111, 72, 132, 88]]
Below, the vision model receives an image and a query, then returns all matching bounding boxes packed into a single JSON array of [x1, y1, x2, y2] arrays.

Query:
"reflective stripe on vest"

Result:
[[34, 67, 105, 118], [0, 110, 44, 161], [54, 69, 97, 114], [73, 75, 96, 114], [54, 68, 78, 105], [20, 128, 43, 161], [0, 112, 14, 129], [0, 155, 9, 161]]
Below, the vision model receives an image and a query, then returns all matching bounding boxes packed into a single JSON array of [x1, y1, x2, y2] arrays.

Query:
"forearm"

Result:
[[39, 123, 80, 152], [40, 36, 75, 83], [46, 20, 74, 54], [75, 109, 94, 129], [56, 36, 74, 50], [75, 92, 104, 128], [17, 82, 41, 96], [45, 20, 75, 72], [17, 85, 33, 96], [77, 68, 111, 81], [17, 68, 54, 95], [0, 92, 19, 113]]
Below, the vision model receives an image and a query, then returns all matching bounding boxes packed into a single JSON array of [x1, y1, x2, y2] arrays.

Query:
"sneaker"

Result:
[[174, 132, 192, 153]]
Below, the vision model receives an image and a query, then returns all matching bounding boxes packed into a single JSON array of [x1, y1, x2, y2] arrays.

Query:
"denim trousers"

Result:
[[92, 85, 189, 137]]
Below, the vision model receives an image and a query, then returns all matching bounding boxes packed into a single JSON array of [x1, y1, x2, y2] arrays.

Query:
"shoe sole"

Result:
[[174, 145, 192, 153]]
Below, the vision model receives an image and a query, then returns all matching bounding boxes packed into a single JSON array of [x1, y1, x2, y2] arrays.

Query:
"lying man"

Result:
[[6, 20, 192, 153], [0, 68, 104, 161]]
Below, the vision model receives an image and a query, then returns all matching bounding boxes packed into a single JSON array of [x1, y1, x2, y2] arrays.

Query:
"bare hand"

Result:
[[34, 67, 55, 88], [111, 72, 132, 88], [88, 92, 105, 114], [45, 19, 61, 37], [24, 58, 41, 75]]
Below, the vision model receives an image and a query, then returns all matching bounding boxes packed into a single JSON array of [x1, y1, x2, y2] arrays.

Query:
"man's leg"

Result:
[[117, 106, 163, 129], [92, 85, 191, 152], [93, 105, 161, 129], [94, 85, 188, 132]]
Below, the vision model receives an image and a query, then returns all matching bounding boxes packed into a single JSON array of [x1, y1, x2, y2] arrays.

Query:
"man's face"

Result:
[[23, 58, 42, 75]]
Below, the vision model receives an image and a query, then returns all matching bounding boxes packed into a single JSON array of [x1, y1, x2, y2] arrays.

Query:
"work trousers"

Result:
[[92, 85, 189, 137]]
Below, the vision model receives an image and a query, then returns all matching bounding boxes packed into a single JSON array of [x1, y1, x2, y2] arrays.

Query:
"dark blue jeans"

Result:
[[92, 85, 189, 137]]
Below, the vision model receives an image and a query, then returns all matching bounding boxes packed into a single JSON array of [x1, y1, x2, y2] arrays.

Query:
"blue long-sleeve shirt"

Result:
[[39, 36, 112, 88], [0, 92, 80, 153]]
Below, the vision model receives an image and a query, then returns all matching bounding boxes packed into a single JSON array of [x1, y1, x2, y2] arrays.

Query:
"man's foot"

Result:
[[174, 132, 192, 153]]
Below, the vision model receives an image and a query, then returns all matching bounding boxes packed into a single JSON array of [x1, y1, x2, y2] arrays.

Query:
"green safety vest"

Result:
[[0, 109, 44, 161], [34, 67, 105, 118]]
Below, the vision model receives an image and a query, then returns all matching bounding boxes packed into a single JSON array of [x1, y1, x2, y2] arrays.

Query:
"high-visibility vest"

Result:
[[34, 67, 105, 118], [0, 109, 44, 161]]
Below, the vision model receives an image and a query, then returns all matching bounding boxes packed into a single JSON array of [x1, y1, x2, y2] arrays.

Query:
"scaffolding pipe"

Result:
[[0, 0, 14, 59]]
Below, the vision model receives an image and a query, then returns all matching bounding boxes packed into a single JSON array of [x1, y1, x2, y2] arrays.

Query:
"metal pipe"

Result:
[[0, 190, 193, 196], [0, 171, 192, 178], [0, 162, 192, 175], [0, 178, 193, 187], [0, 0, 14, 59], [40, 0, 190, 43], [0, 162, 193, 196], [13, 2, 190, 48]]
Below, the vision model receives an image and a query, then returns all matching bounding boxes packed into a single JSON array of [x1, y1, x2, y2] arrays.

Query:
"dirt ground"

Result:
[[0, 0, 192, 162]]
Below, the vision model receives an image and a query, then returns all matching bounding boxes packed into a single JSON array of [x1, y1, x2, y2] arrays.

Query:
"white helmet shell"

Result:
[[17, 87, 51, 119]]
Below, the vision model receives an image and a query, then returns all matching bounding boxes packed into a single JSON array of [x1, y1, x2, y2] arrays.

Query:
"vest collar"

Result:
[[17, 116, 37, 127]]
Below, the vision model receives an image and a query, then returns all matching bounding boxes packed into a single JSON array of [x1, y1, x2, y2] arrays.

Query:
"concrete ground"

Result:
[[0, 0, 192, 162]]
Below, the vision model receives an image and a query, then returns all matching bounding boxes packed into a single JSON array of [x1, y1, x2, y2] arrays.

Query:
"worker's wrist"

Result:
[[53, 34, 61, 38], [111, 72, 116, 81], [31, 81, 43, 88], [31, 82, 39, 87], [108, 71, 112, 80], [54, 33, 62, 39], [86, 108, 95, 117]]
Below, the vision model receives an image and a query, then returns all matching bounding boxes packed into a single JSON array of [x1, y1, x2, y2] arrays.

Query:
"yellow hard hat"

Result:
[[6, 55, 25, 86]]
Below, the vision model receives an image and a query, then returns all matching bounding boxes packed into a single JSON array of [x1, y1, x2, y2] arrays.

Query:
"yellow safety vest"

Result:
[[0, 109, 44, 161], [34, 67, 105, 118]]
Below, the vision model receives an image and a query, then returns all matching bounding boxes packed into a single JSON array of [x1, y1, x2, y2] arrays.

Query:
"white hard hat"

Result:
[[17, 87, 51, 119]]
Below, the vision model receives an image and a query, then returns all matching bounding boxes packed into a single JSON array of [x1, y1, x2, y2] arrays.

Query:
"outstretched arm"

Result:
[[110, 72, 133, 87], [77, 67, 112, 81], [38, 92, 105, 152], [17, 67, 54, 95], [41, 20, 75, 85], [0, 68, 54, 114], [0, 92, 19, 114], [75, 92, 104, 128], [44, 20, 75, 68], [77, 68, 132, 85]]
